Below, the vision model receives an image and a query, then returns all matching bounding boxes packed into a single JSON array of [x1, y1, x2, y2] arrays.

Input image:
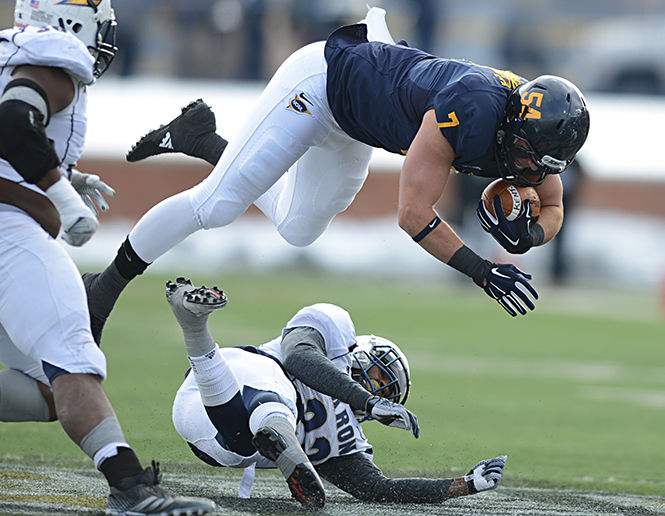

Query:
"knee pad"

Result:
[[276, 218, 322, 247]]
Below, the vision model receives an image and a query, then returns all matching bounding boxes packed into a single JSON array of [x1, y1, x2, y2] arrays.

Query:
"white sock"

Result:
[[189, 346, 239, 406], [248, 403, 297, 435]]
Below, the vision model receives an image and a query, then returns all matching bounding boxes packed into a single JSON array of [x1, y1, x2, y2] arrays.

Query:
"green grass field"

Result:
[[2, 270, 665, 501]]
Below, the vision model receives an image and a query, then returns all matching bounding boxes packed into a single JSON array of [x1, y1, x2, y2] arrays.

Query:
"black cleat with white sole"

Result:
[[252, 426, 325, 510], [106, 461, 215, 515]]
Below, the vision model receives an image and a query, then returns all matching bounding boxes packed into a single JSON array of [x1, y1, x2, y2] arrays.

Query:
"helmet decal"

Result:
[[55, 0, 101, 6], [519, 91, 544, 120]]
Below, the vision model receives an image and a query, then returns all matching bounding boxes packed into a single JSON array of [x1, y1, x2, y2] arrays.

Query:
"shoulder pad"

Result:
[[285, 303, 357, 359], [1, 27, 94, 85]]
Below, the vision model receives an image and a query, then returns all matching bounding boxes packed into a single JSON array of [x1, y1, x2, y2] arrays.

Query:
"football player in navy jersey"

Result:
[[84, 7, 589, 340], [165, 277, 507, 509], [0, 1, 215, 514]]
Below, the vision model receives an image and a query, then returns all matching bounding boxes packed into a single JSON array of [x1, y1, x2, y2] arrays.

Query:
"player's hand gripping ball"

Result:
[[480, 179, 540, 222], [477, 179, 542, 254]]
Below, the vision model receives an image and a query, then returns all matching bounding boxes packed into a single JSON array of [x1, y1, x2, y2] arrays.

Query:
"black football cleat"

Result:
[[126, 99, 218, 162], [252, 425, 325, 509], [106, 461, 216, 515]]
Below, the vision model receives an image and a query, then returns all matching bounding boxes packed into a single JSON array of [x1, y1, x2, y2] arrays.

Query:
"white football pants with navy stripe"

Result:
[[0, 209, 106, 385], [128, 41, 374, 262]]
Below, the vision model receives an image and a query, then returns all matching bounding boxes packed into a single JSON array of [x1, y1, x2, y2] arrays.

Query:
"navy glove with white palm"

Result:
[[477, 196, 535, 254], [465, 455, 507, 494]]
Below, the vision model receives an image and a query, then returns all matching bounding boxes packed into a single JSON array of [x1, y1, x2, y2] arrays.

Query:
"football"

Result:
[[481, 179, 541, 221]]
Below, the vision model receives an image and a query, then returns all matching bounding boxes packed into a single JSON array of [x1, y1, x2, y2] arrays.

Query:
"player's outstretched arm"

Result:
[[315, 452, 507, 503], [399, 110, 538, 316]]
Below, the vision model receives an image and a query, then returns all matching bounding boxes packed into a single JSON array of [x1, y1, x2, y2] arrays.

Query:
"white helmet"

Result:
[[14, 0, 117, 78], [352, 335, 411, 406]]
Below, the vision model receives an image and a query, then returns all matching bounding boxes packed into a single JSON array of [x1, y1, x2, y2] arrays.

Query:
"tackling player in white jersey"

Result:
[[166, 277, 507, 509], [0, 1, 214, 514]]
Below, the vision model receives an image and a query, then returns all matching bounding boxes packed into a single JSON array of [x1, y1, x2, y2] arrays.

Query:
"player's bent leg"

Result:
[[254, 134, 373, 247], [252, 416, 325, 509]]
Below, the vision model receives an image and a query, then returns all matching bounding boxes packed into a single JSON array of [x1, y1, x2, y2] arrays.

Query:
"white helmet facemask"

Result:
[[14, 0, 118, 78]]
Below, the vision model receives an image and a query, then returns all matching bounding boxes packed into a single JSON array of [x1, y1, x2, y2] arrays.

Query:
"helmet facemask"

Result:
[[496, 119, 570, 187], [351, 335, 411, 422], [91, 12, 118, 78]]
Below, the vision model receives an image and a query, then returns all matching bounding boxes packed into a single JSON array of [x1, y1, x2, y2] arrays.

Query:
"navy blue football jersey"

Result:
[[324, 23, 526, 177]]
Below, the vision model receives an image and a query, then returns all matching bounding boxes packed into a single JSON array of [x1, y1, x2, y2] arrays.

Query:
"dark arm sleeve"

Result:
[[281, 327, 370, 411], [315, 452, 454, 503]]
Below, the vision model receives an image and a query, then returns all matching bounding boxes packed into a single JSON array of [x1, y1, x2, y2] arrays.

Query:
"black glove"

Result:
[[366, 396, 420, 438], [477, 196, 542, 254]]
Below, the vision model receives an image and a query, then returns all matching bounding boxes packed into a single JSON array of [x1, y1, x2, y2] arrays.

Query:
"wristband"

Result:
[[464, 474, 479, 495], [447, 245, 493, 286], [412, 215, 441, 242]]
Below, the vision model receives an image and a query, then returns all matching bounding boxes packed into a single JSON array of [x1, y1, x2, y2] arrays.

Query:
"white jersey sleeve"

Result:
[[258, 303, 357, 371], [0, 26, 95, 85], [295, 381, 373, 466], [0, 27, 89, 192]]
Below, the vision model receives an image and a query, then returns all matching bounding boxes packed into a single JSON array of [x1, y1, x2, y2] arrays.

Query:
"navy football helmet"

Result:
[[351, 335, 410, 407], [496, 75, 590, 186]]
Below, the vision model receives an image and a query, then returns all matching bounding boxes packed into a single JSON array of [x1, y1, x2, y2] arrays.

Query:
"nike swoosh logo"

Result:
[[500, 231, 520, 246], [428, 220, 438, 228]]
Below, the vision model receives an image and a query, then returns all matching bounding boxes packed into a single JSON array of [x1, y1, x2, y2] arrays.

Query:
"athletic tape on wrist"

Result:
[[412, 215, 442, 242]]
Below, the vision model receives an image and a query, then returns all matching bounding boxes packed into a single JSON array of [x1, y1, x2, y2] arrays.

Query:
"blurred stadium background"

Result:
[[1, 0, 663, 297]]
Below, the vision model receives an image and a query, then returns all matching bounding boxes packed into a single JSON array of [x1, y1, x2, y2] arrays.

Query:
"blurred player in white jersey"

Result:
[[166, 277, 507, 509], [0, 1, 215, 514]]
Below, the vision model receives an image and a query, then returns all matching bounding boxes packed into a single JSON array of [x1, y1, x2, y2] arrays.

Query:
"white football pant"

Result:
[[0, 209, 106, 385], [172, 347, 297, 469], [129, 41, 373, 262]]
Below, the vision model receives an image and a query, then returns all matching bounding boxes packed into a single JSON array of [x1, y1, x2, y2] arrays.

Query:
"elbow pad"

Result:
[[0, 78, 60, 184]]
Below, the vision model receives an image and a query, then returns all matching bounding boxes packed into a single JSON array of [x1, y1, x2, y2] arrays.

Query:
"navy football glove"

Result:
[[465, 455, 507, 494], [482, 263, 538, 317], [477, 196, 537, 254]]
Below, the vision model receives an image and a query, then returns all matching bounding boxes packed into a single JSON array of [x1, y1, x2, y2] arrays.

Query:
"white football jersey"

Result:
[[259, 303, 357, 374], [294, 380, 373, 466], [0, 26, 92, 194]]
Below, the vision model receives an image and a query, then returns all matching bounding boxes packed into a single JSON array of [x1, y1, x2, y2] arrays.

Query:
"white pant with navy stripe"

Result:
[[0, 208, 106, 385]]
